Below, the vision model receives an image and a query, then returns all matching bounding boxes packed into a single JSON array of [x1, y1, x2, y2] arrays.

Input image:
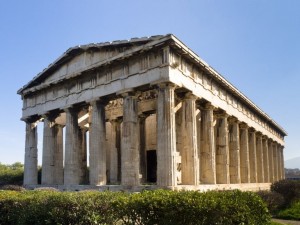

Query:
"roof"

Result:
[[17, 35, 167, 94], [17, 34, 287, 136]]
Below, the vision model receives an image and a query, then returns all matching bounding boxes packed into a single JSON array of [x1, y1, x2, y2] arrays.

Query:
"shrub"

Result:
[[113, 189, 270, 225], [271, 180, 300, 207], [0, 185, 25, 191], [257, 190, 285, 213], [0, 163, 24, 186], [0, 189, 271, 225], [277, 200, 300, 221]]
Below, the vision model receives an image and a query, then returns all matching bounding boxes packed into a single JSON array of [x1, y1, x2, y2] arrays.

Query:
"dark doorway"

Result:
[[147, 150, 157, 183]]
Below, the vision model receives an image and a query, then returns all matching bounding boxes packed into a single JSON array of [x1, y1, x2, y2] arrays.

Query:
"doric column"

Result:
[[256, 133, 264, 183], [79, 128, 88, 184], [24, 121, 38, 185], [240, 123, 250, 183], [156, 83, 177, 187], [273, 142, 278, 181], [139, 114, 147, 183], [42, 116, 54, 185], [215, 113, 230, 184], [249, 129, 257, 183], [278, 145, 283, 180], [262, 136, 270, 183], [228, 117, 241, 184], [121, 92, 140, 186], [200, 103, 216, 184], [181, 93, 199, 185], [109, 118, 121, 184], [89, 100, 107, 185], [42, 114, 63, 185], [281, 146, 285, 179], [54, 125, 64, 184], [196, 106, 202, 184], [268, 140, 274, 183], [64, 107, 81, 185]]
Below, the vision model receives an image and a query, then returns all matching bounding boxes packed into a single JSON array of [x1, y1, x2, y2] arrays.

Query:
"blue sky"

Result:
[[0, 0, 299, 164]]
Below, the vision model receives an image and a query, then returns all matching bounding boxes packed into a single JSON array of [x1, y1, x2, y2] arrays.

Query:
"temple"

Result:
[[18, 34, 287, 191]]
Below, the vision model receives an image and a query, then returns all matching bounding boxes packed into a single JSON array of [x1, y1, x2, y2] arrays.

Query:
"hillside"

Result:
[[285, 157, 300, 169]]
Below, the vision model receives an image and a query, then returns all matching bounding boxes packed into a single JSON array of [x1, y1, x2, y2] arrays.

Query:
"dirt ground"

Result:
[[272, 219, 300, 225]]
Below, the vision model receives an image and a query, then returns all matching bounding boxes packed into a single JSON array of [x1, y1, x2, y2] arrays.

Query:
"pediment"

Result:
[[18, 35, 169, 95]]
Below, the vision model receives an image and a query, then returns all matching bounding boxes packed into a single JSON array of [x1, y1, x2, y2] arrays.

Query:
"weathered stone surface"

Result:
[[89, 100, 107, 185], [24, 122, 38, 185], [121, 93, 140, 186], [200, 103, 216, 184], [19, 35, 287, 191], [229, 118, 241, 184], [156, 83, 177, 187], [240, 123, 250, 183], [181, 93, 199, 185]]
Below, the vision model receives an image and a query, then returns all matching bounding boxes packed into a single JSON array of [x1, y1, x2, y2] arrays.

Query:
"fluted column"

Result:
[[200, 103, 216, 184], [42, 114, 63, 185], [109, 119, 121, 184], [268, 140, 274, 183], [256, 133, 264, 183], [89, 100, 107, 185], [215, 113, 230, 184], [121, 92, 140, 186], [229, 118, 241, 184], [24, 121, 38, 185], [278, 145, 283, 180], [240, 123, 250, 183], [54, 125, 64, 184], [64, 107, 81, 185], [262, 136, 270, 182], [281, 146, 285, 179], [156, 83, 177, 187], [249, 129, 257, 183], [79, 128, 88, 184], [273, 142, 279, 181], [181, 93, 199, 185], [42, 116, 54, 184], [139, 115, 147, 183]]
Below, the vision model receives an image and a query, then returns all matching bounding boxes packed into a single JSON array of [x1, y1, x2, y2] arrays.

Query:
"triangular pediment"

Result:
[[18, 35, 170, 95]]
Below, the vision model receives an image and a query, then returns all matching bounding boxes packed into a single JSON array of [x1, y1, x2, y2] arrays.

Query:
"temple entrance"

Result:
[[147, 150, 157, 183]]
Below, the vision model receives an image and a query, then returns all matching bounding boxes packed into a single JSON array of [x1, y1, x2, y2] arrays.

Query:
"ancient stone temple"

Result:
[[18, 34, 287, 191]]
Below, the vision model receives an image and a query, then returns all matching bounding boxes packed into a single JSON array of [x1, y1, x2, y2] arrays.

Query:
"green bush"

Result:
[[271, 180, 300, 207], [277, 200, 300, 221], [0, 185, 25, 191], [0, 189, 271, 225], [257, 190, 285, 214], [0, 163, 24, 186], [114, 190, 270, 225]]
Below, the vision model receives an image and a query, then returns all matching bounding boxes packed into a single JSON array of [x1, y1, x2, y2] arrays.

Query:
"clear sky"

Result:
[[0, 0, 299, 164]]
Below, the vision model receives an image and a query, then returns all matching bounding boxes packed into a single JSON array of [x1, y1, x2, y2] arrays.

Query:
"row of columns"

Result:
[[23, 83, 285, 187]]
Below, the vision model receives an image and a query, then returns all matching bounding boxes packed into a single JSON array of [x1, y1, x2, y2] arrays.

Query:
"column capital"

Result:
[[156, 82, 176, 90], [214, 111, 228, 119], [117, 88, 141, 98], [248, 127, 256, 133], [256, 132, 263, 138], [262, 135, 269, 141], [42, 110, 60, 122], [63, 105, 81, 115], [239, 122, 249, 129], [23, 115, 41, 124], [201, 102, 215, 111], [228, 116, 239, 124], [88, 97, 109, 106], [183, 92, 198, 100]]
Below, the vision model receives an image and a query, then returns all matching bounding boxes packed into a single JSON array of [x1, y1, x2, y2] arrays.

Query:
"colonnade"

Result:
[[23, 83, 285, 187]]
